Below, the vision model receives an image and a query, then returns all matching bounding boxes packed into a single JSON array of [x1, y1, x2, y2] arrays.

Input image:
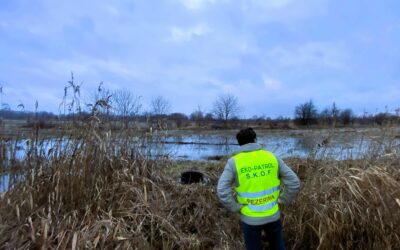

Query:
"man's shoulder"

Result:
[[226, 156, 235, 164], [224, 157, 237, 171]]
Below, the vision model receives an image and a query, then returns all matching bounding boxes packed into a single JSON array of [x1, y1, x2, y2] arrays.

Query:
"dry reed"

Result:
[[0, 125, 399, 249]]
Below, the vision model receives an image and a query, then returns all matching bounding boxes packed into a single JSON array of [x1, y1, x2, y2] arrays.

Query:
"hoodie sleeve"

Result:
[[277, 157, 300, 205], [217, 158, 243, 212]]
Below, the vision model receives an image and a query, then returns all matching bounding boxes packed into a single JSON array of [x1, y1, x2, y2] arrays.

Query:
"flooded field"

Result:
[[4, 127, 400, 161], [8, 128, 399, 191], [164, 128, 400, 160]]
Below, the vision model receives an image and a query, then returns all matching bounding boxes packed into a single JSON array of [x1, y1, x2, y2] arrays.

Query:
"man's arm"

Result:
[[217, 159, 242, 212], [277, 157, 300, 205]]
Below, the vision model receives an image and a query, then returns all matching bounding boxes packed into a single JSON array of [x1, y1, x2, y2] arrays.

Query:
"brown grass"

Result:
[[284, 157, 400, 249], [0, 124, 399, 249]]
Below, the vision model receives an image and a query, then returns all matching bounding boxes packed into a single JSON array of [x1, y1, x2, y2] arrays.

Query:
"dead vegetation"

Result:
[[0, 123, 399, 249], [284, 157, 400, 249]]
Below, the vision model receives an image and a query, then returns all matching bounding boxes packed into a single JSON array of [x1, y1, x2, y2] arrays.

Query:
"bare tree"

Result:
[[319, 108, 331, 125], [190, 105, 205, 127], [294, 99, 318, 126], [169, 112, 188, 128], [150, 96, 171, 129], [151, 96, 171, 116], [319, 102, 340, 126], [112, 89, 142, 129], [339, 108, 354, 125], [212, 93, 240, 127]]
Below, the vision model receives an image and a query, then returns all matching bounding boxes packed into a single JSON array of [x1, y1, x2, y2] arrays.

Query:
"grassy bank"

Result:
[[0, 124, 399, 249]]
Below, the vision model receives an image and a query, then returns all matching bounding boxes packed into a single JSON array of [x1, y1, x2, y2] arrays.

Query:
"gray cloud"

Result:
[[0, 0, 399, 116]]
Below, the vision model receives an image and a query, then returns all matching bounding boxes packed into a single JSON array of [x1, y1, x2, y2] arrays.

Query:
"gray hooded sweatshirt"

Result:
[[217, 143, 300, 225]]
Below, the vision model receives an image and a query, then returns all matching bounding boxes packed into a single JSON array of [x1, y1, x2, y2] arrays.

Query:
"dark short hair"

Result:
[[236, 127, 256, 146]]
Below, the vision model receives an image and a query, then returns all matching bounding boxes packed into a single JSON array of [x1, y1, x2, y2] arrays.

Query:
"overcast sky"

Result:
[[0, 0, 399, 118]]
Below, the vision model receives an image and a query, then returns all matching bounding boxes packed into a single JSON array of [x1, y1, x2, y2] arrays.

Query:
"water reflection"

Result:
[[5, 131, 400, 162], [150, 134, 237, 160], [0, 174, 9, 193], [156, 131, 399, 160]]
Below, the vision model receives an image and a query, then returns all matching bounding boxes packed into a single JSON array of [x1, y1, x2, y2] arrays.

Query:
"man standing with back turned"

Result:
[[217, 128, 300, 250]]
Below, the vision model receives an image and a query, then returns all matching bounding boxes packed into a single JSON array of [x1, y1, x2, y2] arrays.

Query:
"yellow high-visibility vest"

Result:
[[234, 149, 280, 217]]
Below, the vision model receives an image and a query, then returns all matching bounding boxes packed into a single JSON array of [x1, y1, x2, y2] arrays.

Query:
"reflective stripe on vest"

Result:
[[234, 149, 280, 218], [248, 201, 277, 212], [237, 185, 280, 199]]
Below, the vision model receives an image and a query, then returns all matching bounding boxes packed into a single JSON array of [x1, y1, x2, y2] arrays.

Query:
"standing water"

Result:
[[6, 128, 400, 161], [1, 128, 399, 192]]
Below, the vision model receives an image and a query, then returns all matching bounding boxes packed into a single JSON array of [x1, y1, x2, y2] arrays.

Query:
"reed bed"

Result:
[[0, 123, 243, 249], [0, 125, 399, 249], [283, 156, 400, 249]]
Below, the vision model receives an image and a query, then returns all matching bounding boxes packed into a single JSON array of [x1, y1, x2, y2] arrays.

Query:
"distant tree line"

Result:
[[294, 99, 400, 127], [1, 76, 399, 129], [0, 109, 57, 120], [1, 100, 398, 130]]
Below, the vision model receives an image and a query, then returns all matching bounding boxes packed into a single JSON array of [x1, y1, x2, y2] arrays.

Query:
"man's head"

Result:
[[236, 127, 256, 146]]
